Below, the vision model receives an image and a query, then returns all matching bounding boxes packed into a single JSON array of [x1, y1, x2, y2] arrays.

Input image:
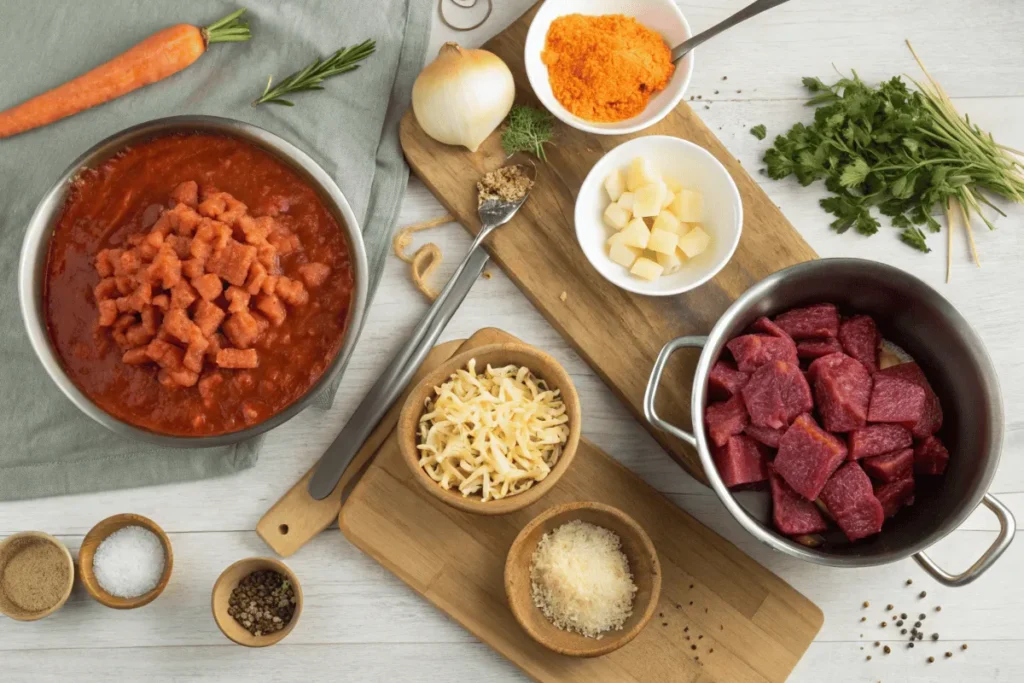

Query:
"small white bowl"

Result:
[[575, 135, 743, 297], [524, 0, 694, 135]]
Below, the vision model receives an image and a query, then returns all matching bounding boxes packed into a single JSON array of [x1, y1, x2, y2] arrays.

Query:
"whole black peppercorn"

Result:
[[901, 629, 907, 635], [901, 613, 908, 619], [881, 622, 887, 627], [935, 606, 942, 612], [931, 633, 939, 641], [914, 621, 922, 628], [919, 613, 926, 620], [908, 642, 915, 649], [919, 591, 927, 598], [886, 604, 894, 611], [897, 620, 904, 626], [906, 578, 913, 585], [928, 656, 935, 663], [962, 644, 968, 650], [945, 652, 953, 658], [883, 645, 891, 654]]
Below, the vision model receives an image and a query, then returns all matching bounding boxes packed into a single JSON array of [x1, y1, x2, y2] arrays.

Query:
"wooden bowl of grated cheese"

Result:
[[397, 342, 581, 515], [504, 501, 661, 657]]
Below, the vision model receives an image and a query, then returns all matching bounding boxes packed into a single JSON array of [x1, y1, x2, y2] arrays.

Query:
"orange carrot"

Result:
[[0, 9, 250, 139]]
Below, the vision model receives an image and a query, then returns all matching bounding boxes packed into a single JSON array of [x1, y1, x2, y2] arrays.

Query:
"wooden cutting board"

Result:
[[400, 3, 817, 484], [339, 328, 822, 683]]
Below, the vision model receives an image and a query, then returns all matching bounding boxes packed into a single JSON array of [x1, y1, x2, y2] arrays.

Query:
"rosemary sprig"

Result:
[[253, 40, 376, 107]]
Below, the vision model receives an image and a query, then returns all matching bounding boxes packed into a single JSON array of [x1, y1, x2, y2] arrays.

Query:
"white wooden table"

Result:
[[3, 1, 1022, 680]]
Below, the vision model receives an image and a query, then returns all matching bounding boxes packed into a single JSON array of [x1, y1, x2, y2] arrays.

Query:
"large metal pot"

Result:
[[18, 116, 368, 447], [644, 258, 1014, 586]]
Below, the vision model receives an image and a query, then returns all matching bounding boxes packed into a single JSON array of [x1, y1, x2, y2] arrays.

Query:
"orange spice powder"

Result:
[[541, 14, 675, 123]]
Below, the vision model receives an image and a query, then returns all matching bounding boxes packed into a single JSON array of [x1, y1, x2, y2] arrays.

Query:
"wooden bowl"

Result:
[[0, 531, 75, 621], [398, 342, 582, 515], [79, 513, 173, 609], [504, 501, 661, 657], [211, 557, 303, 647]]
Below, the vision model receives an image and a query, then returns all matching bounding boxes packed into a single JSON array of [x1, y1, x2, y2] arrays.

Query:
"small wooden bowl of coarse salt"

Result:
[[78, 513, 173, 609], [505, 501, 661, 658]]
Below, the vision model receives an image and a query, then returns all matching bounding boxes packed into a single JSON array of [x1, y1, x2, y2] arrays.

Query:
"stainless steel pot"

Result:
[[18, 116, 368, 447], [644, 258, 1014, 586]]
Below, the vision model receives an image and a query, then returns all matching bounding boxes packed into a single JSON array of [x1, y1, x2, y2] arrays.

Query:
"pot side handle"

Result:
[[913, 494, 1016, 587], [643, 336, 708, 449]]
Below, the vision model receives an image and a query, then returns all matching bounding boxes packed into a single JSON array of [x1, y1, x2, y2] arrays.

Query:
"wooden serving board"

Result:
[[400, 3, 817, 483], [339, 328, 822, 683]]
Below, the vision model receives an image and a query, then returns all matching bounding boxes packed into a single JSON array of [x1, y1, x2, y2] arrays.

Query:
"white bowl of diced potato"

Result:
[[575, 135, 742, 296]]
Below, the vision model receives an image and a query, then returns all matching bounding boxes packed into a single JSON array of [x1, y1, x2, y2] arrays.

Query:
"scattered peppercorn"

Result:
[[714, 90, 720, 94], [886, 604, 894, 611], [866, 655, 872, 661], [226, 569, 296, 637], [962, 644, 968, 650], [863, 601, 870, 608], [881, 622, 887, 627], [906, 579, 913, 585], [901, 629, 907, 635], [919, 591, 927, 598], [914, 621, 922, 628], [908, 642, 915, 649], [861, 617, 867, 622], [737, 89, 742, 93], [883, 645, 891, 654], [697, 94, 702, 99], [691, 645, 697, 650], [901, 613, 908, 620], [709, 648, 714, 653], [722, 76, 728, 80], [928, 656, 935, 663], [945, 652, 953, 658], [931, 633, 939, 641], [874, 642, 880, 647], [689, 95, 695, 101], [896, 620, 904, 626], [704, 105, 710, 109]]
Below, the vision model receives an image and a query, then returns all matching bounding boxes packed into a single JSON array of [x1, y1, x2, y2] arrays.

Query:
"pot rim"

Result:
[[17, 115, 369, 447], [690, 258, 1004, 567]]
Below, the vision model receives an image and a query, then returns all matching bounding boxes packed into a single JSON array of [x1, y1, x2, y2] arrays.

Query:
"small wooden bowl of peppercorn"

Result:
[[211, 557, 303, 647]]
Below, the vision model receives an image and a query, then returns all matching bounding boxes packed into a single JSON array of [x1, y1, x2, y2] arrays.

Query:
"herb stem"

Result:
[[254, 40, 376, 107]]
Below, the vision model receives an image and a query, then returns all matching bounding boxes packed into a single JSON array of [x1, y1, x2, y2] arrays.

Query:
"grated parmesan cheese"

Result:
[[529, 520, 637, 639], [416, 359, 570, 501]]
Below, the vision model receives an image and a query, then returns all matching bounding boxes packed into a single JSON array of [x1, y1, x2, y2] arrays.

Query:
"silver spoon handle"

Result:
[[671, 0, 792, 63], [306, 236, 493, 500]]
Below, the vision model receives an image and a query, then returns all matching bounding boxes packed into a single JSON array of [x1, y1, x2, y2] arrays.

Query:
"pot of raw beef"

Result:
[[644, 258, 1014, 586]]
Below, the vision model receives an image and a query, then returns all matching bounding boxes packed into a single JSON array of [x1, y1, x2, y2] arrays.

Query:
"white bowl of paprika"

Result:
[[524, 0, 694, 135]]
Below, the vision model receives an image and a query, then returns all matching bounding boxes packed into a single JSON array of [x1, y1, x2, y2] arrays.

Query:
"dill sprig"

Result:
[[254, 40, 376, 107], [501, 105, 554, 161]]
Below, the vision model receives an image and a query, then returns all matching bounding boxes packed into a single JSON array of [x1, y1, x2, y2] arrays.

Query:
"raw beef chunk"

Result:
[[726, 334, 798, 373], [769, 465, 828, 535], [704, 395, 749, 448], [875, 362, 943, 437], [751, 316, 794, 340], [839, 315, 881, 373], [861, 448, 914, 482], [774, 303, 840, 339], [741, 360, 813, 429], [874, 477, 915, 518], [867, 372, 926, 424], [744, 423, 786, 449], [914, 436, 950, 476], [708, 360, 750, 400], [810, 352, 872, 432], [847, 424, 913, 460], [820, 462, 884, 541], [713, 436, 769, 488], [796, 337, 843, 360], [773, 414, 848, 500]]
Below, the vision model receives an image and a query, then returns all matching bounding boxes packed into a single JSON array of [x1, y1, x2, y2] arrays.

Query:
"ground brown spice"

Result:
[[0, 538, 69, 613], [477, 165, 533, 205]]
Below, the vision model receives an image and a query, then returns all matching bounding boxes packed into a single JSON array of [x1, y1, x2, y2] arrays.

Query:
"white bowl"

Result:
[[524, 0, 694, 135], [575, 135, 742, 297]]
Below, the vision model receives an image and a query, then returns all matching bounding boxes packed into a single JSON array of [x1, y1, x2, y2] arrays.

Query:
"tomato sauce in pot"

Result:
[[44, 133, 355, 436]]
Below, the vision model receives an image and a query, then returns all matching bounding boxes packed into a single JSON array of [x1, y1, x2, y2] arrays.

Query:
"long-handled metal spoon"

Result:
[[671, 0, 792, 63], [307, 163, 537, 500]]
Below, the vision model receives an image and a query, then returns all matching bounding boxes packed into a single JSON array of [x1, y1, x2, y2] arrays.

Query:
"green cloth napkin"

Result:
[[0, 0, 432, 501]]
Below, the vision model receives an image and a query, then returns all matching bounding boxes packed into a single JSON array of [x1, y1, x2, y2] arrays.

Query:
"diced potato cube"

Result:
[[656, 248, 686, 274], [603, 202, 631, 230], [678, 225, 711, 258], [627, 157, 660, 191], [633, 181, 666, 218], [630, 257, 664, 281], [616, 192, 635, 214], [670, 189, 704, 222], [661, 190, 675, 210], [619, 218, 651, 249], [604, 169, 626, 202], [647, 228, 679, 255], [608, 239, 641, 268], [652, 210, 682, 235], [663, 175, 684, 193]]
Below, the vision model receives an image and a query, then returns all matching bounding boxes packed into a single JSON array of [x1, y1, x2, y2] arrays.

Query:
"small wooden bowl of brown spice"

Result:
[[0, 531, 75, 621], [211, 557, 303, 647]]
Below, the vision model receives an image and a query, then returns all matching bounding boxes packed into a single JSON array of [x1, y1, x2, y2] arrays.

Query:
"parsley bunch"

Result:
[[764, 43, 1024, 256]]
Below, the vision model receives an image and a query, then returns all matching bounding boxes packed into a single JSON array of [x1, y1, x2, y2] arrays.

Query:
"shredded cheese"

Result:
[[529, 520, 637, 638], [416, 359, 570, 501]]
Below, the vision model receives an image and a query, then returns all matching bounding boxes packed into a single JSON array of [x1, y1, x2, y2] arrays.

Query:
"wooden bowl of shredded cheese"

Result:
[[504, 501, 661, 657], [398, 342, 581, 515]]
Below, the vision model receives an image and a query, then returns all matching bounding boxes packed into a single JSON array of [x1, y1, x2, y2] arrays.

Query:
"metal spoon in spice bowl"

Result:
[[307, 163, 537, 500], [670, 0, 793, 63]]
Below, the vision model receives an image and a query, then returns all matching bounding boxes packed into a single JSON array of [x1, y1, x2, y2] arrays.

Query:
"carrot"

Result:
[[0, 9, 250, 139]]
